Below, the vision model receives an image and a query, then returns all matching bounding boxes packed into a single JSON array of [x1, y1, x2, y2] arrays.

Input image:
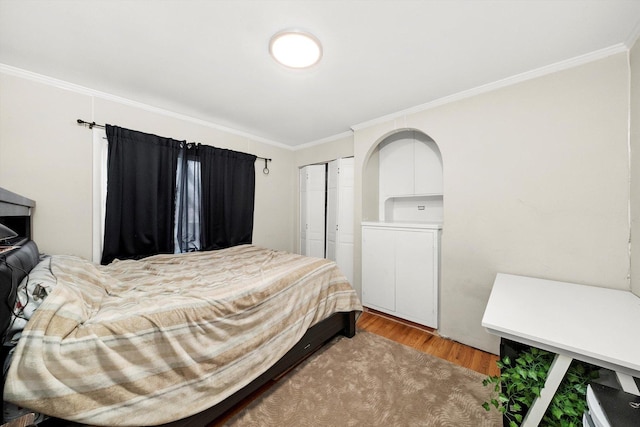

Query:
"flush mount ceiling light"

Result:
[[269, 30, 322, 69]]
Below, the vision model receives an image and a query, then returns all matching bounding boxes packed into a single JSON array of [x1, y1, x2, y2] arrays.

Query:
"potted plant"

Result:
[[482, 339, 599, 427]]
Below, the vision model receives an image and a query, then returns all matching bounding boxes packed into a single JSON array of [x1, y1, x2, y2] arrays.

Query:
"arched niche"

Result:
[[362, 129, 443, 223]]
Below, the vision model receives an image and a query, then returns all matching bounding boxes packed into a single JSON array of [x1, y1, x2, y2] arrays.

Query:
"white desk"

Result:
[[482, 273, 640, 427]]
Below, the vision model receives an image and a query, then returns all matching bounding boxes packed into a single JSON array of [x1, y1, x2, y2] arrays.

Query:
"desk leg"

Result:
[[522, 354, 572, 427], [616, 372, 640, 395]]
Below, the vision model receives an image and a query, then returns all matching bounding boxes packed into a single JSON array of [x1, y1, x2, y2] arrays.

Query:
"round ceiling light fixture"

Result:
[[269, 30, 322, 69]]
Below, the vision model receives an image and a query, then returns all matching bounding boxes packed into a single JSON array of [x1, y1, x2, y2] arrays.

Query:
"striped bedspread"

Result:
[[4, 245, 362, 426]]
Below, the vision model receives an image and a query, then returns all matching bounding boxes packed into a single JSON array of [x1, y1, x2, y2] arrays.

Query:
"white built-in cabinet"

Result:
[[379, 133, 442, 196], [379, 131, 443, 223], [362, 130, 442, 328], [362, 222, 440, 328], [299, 158, 354, 285]]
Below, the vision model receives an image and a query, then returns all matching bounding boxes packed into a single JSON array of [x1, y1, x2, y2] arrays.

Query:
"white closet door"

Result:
[[336, 158, 354, 284], [300, 164, 326, 258], [325, 158, 355, 284]]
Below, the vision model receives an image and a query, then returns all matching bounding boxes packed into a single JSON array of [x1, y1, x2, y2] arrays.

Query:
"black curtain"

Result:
[[199, 146, 256, 250], [101, 125, 182, 265]]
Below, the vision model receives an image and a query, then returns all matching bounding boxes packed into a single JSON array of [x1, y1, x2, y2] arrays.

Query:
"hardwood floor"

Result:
[[208, 310, 500, 425], [357, 309, 500, 377]]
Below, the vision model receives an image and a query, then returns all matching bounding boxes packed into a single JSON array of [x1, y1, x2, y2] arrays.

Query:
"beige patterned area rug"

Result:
[[224, 331, 501, 426]]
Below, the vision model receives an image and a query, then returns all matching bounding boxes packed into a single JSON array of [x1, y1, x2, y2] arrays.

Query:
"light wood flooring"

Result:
[[208, 310, 499, 425], [358, 309, 500, 377]]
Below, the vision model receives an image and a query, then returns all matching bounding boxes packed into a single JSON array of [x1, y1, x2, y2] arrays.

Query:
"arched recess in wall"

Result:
[[361, 128, 443, 329], [362, 129, 443, 222]]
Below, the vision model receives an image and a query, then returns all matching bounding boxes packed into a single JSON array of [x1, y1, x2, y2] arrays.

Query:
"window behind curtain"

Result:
[[94, 126, 257, 262], [174, 150, 201, 253], [94, 132, 201, 260], [199, 146, 256, 250], [101, 125, 181, 264]]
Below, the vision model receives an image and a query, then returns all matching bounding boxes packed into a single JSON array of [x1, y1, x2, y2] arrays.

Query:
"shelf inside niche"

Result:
[[384, 194, 443, 223]]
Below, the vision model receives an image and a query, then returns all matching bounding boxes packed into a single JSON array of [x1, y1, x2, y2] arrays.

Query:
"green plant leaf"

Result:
[[564, 407, 578, 416], [481, 343, 599, 426]]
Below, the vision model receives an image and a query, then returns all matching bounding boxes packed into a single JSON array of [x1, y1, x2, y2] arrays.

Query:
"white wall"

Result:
[[356, 53, 630, 353], [631, 39, 640, 298], [0, 73, 93, 257], [0, 71, 295, 258]]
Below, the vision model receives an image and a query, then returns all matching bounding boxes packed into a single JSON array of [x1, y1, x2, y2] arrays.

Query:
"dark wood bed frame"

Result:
[[0, 187, 358, 426], [161, 310, 356, 427]]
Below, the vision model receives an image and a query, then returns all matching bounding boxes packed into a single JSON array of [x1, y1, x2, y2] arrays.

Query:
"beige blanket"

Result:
[[4, 245, 362, 426]]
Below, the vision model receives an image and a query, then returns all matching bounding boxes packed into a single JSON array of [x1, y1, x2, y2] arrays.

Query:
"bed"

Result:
[[0, 188, 362, 426]]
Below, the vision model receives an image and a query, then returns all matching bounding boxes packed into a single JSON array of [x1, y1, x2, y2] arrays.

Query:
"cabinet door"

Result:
[[395, 229, 438, 328], [362, 227, 395, 311], [414, 139, 443, 195], [379, 136, 414, 198]]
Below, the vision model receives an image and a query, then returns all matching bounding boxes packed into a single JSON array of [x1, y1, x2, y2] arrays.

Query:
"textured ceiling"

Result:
[[2, 0, 640, 146]]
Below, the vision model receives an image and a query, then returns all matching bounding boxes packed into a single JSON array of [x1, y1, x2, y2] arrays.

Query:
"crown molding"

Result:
[[0, 63, 292, 150], [351, 43, 628, 132], [2, 41, 630, 151], [292, 130, 354, 151]]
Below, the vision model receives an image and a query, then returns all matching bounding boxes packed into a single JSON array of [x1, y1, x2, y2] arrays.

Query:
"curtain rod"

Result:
[[76, 119, 273, 165]]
